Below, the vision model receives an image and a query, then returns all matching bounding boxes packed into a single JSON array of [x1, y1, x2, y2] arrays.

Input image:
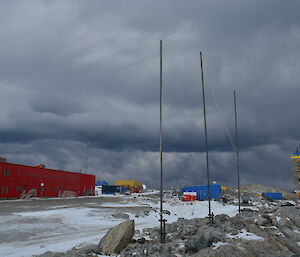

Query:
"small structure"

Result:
[[0, 157, 7, 163], [290, 151, 300, 192], [114, 180, 143, 193], [95, 180, 109, 195], [102, 185, 126, 194], [261, 192, 283, 200]]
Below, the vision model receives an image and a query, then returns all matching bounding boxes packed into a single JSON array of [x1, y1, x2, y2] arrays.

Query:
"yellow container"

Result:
[[115, 179, 143, 190]]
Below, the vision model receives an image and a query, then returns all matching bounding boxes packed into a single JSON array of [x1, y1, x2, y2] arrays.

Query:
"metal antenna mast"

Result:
[[200, 52, 212, 224], [159, 40, 166, 243], [85, 142, 89, 174], [234, 90, 241, 213]]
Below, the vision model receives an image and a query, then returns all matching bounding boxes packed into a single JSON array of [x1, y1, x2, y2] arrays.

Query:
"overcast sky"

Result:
[[0, 0, 299, 190]]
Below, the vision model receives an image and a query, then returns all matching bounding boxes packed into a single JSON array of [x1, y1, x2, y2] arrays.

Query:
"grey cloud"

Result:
[[0, 0, 299, 190]]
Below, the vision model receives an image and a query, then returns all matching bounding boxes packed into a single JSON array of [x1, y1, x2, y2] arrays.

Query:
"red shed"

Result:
[[0, 160, 95, 199]]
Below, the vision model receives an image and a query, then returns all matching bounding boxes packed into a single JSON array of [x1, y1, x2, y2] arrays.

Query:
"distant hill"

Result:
[[233, 184, 293, 197]]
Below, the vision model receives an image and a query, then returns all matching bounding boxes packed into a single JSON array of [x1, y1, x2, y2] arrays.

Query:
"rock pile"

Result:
[[120, 206, 300, 257]]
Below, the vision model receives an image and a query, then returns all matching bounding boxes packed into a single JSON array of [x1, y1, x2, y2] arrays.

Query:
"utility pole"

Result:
[[159, 40, 166, 243], [234, 90, 241, 213], [200, 52, 212, 224]]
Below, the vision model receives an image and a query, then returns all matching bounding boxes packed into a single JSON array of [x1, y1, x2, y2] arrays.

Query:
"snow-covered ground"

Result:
[[0, 193, 239, 257]]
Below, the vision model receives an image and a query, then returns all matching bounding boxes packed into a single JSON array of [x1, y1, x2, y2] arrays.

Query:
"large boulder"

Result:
[[98, 220, 135, 255]]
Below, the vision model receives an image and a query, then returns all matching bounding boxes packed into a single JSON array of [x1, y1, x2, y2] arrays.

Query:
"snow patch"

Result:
[[226, 229, 264, 241], [212, 241, 229, 249]]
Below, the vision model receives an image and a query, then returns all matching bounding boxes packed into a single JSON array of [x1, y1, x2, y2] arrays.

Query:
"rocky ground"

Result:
[[35, 195, 300, 257]]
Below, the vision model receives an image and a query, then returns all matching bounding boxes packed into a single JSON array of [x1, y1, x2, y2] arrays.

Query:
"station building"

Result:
[[0, 158, 95, 199]]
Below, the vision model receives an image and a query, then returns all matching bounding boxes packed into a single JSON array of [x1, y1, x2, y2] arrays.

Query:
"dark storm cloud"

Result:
[[0, 0, 299, 190]]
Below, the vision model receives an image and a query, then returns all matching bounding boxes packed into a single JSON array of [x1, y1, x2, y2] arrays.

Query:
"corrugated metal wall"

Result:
[[182, 184, 221, 200], [0, 162, 95, 199], [261, 192, 283, 200]]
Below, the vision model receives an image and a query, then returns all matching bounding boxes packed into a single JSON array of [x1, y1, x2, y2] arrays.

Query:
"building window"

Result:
[[44, 174, 48, 179], [1, 186, 8, 194], [26, 172, 30, 176], [7, 170, 10, 176], [17, 171, 21, 176]]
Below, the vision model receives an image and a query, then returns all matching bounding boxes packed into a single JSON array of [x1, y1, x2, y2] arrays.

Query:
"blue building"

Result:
[[182, 184, 221, 200], [261, 192, 283, 200]]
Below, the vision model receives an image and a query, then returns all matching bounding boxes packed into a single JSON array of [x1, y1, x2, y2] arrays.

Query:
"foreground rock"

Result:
[[98, 219, 135, 255]]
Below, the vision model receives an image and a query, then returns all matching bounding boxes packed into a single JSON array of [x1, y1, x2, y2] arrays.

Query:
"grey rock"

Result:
[[244, 223, 268, 238], [162, 210, 171, 215], [185, 233, 209, 252], [242, 195, 250, 204], [263, 206, 278, 213], [289, 213, 300, 228], [98, 220, 135, 255], [214, 214, 230, 225], [202, 226, 225, 244], [256, 216, 269, 226], [279, 227, 300, 241], [212, 244, 248, 257], [261, 213, 273, 225]]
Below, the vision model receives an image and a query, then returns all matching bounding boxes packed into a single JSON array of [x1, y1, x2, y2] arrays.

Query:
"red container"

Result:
[[191, 195, 197, 201], [0, 161, 95, 199], [183, 193, 191, 201]]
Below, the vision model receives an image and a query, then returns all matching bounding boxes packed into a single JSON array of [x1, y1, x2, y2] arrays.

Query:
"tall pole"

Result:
[[85, 142, 89, 174], [200, 52, 212, 224], [234, 90, 241, 213], [159, 40, 166, 243]]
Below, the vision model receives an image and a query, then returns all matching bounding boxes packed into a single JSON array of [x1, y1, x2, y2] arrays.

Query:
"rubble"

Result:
[[119, 205, 300, 257]]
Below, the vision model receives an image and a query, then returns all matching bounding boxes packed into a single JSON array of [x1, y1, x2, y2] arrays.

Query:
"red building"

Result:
[[0, 159, 95, 199]]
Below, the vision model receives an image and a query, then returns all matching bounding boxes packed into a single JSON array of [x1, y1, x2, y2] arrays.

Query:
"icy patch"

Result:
[[100, 201, 149, 208], [227, 229, 264, 241]]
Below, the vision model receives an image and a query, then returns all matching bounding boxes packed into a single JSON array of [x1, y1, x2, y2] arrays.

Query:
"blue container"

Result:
[[102, 185, 125, 194], [182, 184, 221, 200], [262, 192, 283, 200], [120, 186, 127, 193]]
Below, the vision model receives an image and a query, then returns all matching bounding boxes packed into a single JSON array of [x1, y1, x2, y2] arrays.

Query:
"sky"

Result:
[[0, 0, 299, 190]]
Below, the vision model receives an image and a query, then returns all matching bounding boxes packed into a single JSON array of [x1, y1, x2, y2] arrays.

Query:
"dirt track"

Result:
[[0, 196, 125, 215]]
